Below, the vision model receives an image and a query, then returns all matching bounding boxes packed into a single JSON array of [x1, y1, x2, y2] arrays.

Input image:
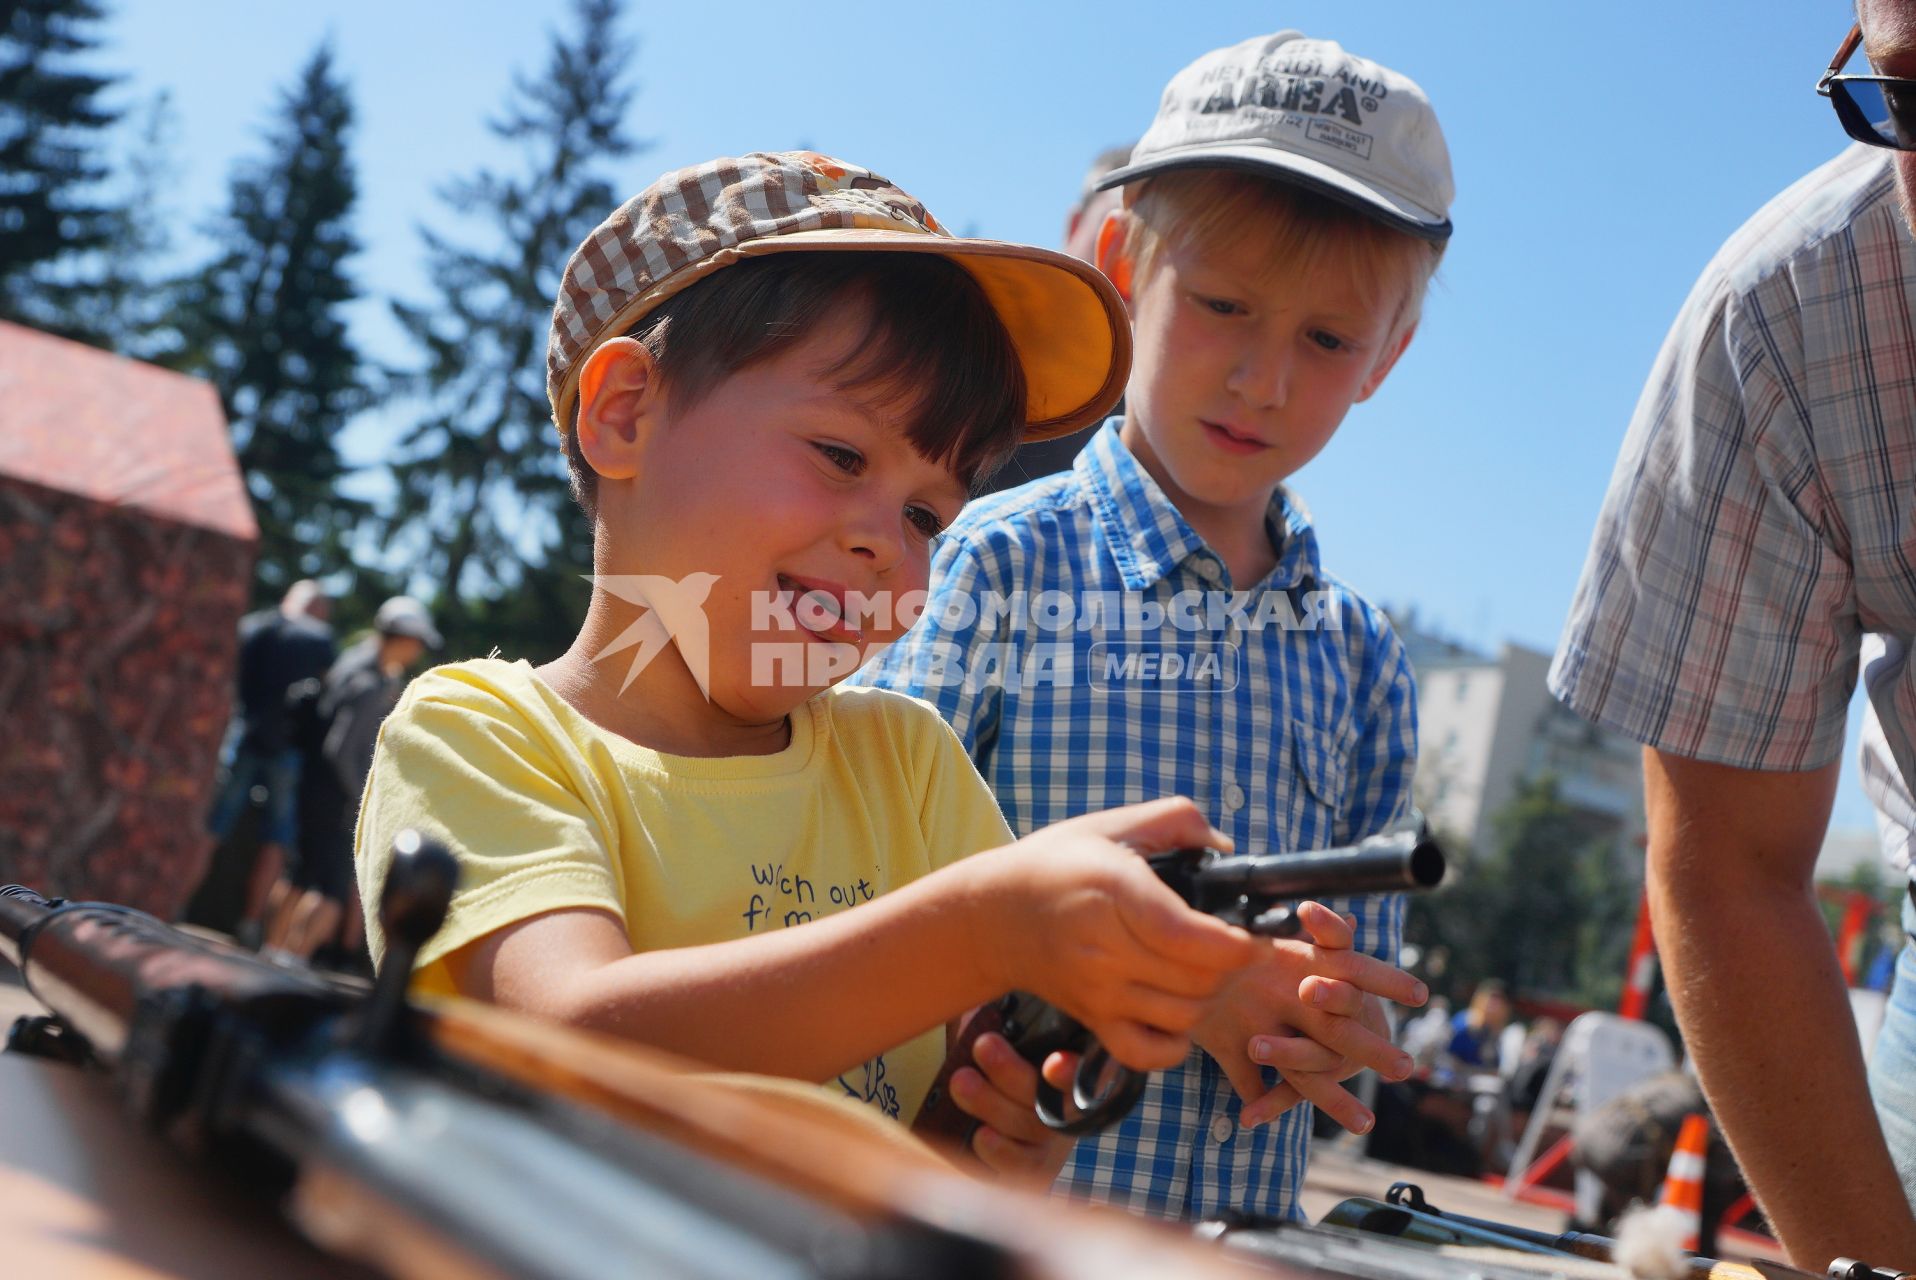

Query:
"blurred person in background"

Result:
[[288, 596, 442, 965], [1445, 980, 1510, 1072], [193, 579, 335, 935]]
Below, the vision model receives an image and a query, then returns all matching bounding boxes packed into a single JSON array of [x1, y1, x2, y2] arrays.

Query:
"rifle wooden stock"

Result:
[[418, 996, 1252, 1279]]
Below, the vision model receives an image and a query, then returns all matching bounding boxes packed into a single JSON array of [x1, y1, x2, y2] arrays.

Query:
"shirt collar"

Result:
[[1076, 419, 1323, 592]]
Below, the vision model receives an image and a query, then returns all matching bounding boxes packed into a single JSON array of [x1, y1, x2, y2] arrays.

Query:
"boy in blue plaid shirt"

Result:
[[855, 31, 1451, 1218]]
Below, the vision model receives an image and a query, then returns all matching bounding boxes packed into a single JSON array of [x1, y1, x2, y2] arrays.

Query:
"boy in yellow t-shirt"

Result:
[[356, 152, 1256, 1179]]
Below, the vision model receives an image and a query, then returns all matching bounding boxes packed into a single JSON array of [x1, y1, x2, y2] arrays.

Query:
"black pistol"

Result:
[[913, 822, 1445, 1149]]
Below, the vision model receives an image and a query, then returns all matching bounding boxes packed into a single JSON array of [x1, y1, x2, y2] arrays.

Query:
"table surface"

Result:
[[0, 980, 355, 1279]]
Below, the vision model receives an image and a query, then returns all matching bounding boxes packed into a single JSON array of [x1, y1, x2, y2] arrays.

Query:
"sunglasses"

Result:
[[1819, 23, 1916, 150]]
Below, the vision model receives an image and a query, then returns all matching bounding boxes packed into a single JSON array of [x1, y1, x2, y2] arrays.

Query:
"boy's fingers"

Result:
[[1239, 1080, 1305, 1128], [1119, 874, 1255, 974], [1078, 795, 1231, 854], [1295, 900, 1354, 949], [1305, 949, 1429, 1008], [970, 1034, 1054, 1144], [1096, 1019, 1190, 1073], [1283, 1070, 1374, 1135], [965, 1126, 1072, 1188], [953, 1065, 1043, 1143], [1207, 1046, 1273, 1109], [1300, 976, 1367, 1020], [1295, 1012, 1412, 1081], [1040, 1050, 1077, 1091], [1248, 1034, 1345, 1076], [1111, 982, 1209, 1037]]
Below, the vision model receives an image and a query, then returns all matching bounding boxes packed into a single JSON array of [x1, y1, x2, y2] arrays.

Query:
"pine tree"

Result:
[[0, 0, 121, 339], [384, 0, 640, 657], [173, 44, 367, 602], [63, 89, 180, 358]]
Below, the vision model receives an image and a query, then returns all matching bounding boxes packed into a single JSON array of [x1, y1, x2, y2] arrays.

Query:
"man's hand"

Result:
[[1190, 900, 1424, 1133], [947, 1032, 1078, 1183]]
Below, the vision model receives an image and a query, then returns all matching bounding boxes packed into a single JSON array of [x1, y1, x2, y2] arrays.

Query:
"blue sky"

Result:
[[104, 0, 1886, 830]]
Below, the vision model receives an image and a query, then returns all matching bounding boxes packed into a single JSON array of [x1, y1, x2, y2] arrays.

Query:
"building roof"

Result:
[[0, 321, 256, 542]]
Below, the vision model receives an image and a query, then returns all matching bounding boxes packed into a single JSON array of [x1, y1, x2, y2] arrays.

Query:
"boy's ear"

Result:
[[1094, 210, 1136, 304], [575, 338, 660, 481], [1355, 321, 1418, 404]]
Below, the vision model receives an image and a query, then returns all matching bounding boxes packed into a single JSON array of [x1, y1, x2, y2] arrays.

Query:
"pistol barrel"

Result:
[[1196, 830, 1445, 902]]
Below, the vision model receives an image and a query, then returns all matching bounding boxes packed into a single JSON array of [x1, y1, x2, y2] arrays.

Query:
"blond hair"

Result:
[[1120, 169, 1443, 329]]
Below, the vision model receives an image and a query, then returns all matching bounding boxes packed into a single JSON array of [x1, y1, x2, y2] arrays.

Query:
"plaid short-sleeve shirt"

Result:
[[852, 421, 1417, 1219], [1553, 145, 1916, 798]]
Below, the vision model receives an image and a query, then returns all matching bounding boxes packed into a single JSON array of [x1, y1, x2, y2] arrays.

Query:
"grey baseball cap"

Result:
[[1099, 31, 1454, 242], [374, 596, 442, 650]]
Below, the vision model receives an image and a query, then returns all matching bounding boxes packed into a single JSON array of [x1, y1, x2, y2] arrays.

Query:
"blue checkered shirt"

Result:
[[1553, 146, 1916, 802], [852, 421, 1418, 1219]]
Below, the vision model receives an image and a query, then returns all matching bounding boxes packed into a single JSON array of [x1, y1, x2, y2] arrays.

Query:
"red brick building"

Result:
[[0, 322, 255, 916]]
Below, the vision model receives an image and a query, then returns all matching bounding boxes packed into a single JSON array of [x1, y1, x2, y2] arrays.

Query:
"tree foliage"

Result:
[[384, 0, 641, 658], [1407, 775, 1640, 1009], [0, 0, 120, 341], [171, 44, 367, 603], [61, 88, 181, 358]]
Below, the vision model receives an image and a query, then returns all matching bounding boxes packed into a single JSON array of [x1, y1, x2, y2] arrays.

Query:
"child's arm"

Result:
[[447, 797, 1256, 1084]]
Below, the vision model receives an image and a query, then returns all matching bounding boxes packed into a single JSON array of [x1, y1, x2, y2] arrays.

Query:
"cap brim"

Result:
[[1097, 144, 1452, 243], [553, 230, 1130, 443]]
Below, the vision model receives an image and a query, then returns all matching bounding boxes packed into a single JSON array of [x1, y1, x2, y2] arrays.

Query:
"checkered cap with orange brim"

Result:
[[546, 151, 1131, 443]]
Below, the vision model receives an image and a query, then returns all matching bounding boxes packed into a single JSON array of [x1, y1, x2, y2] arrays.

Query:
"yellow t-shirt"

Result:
[[354, 658, 1013, 1124]]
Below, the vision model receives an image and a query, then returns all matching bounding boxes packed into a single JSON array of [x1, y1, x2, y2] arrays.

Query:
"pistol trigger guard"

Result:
[[1031, 1043, 1149, 1136], [1034, 1076, 1075, 1131]]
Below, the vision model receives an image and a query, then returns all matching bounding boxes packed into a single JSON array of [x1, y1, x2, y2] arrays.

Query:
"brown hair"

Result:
[[1120, 168, 1444, 326], [564, 252, 1027, 520]]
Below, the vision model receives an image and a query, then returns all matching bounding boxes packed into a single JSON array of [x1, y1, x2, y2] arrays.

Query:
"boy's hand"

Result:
[[979, 797, 1257, 1073], [1193, 900, 1426, 1134], [948, 1033, 1079, 1183]]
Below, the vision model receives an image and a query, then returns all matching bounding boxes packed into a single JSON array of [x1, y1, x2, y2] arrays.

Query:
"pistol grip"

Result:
[[911, 997, 1008, 1153]]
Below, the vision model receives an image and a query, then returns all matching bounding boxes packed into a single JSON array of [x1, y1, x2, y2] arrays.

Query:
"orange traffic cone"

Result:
[[1657, 1112, 1709, 1251]]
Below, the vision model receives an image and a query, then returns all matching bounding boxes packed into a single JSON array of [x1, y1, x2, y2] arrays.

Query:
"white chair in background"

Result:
[[1504, 1011, 1676, 1220]]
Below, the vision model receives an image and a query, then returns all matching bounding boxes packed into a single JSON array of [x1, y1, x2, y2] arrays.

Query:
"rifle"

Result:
[[1313, 1183, 1825, 1280], [1, 832, 1251, 1280], [913, 823, 1445, 1149]]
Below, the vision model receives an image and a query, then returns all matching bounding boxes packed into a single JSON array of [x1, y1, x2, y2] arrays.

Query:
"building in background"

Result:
[[0, 322, 255, 919], [1393, 607, 1889, 887], [1391, 609, 1646, 862]]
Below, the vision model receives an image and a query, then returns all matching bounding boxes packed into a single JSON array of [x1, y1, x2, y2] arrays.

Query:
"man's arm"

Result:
[[1644, 747, 1916, 1269]]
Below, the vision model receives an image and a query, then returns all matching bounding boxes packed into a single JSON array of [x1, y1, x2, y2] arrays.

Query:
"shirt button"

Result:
[[1210, 1115, 1235, 1144], [1223, 783, 1247, 811], [1195, 559, 1221, 582]]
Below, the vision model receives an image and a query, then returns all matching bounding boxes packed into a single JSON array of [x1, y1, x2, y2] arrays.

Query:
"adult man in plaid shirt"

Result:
[[1551, 3, 1916, 1264]]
